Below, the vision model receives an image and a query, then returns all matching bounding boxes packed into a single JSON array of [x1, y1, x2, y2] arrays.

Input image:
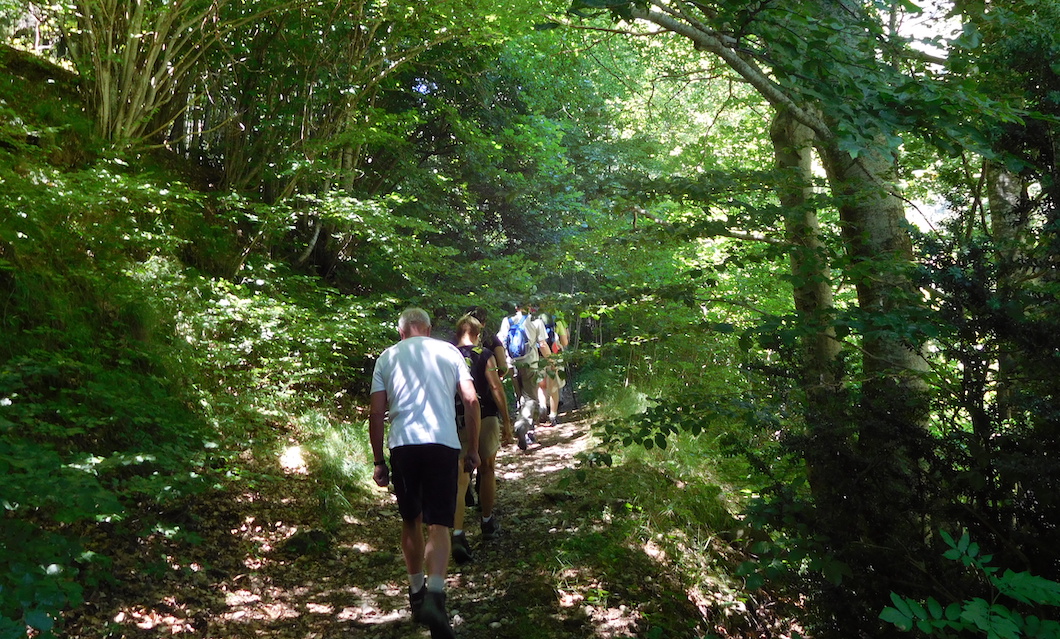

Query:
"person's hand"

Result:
[[463, 450, 481, 473], [373, 462, 390, 487]]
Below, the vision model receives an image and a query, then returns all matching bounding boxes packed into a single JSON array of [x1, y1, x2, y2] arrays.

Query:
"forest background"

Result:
[[3, 0, 1060, 637]]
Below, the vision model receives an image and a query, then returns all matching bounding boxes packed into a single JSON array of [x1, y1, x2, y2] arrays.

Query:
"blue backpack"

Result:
[[505, 314, 530, 359]]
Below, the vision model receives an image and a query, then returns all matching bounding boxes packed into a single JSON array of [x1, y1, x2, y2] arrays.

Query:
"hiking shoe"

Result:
[[549, 414, 558, 428], [451, 531, 473, 564], [480, 516, 500, 539], [409, 587, 425, 622], [418, 590, 455, 639], [516, 423, 528, 450]]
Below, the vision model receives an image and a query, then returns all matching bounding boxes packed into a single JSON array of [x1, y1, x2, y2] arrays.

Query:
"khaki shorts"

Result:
[[544, 365, 566, 392], [514, 359, 543, 400], [458, 414, 501, 462]]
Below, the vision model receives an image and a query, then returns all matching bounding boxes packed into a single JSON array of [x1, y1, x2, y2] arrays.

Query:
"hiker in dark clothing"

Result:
[[450, 314, 512, 563], [465, 305, 512, 445]]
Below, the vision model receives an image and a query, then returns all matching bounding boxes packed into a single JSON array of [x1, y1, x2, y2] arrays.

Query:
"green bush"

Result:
[[0, 434, 122, 637], [881, 531, 1060, 637]]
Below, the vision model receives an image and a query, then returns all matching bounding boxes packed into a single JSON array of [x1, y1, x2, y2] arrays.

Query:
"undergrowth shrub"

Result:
[[294, 410, 373, 531], [0, 437, 121, 638], [0, 160, 226, 636], [881, 531, 1060, 637]]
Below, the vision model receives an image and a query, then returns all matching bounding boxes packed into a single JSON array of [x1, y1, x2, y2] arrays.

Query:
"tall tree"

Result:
[[563, 0, 933, 550]]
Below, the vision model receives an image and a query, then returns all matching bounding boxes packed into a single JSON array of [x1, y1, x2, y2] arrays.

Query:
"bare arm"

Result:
[[459, 378, 481, 471], [369, 390, 389, 486], [536, 322, 551, 358], [485, 359, 513, 440], [492, 344, 509, 378]]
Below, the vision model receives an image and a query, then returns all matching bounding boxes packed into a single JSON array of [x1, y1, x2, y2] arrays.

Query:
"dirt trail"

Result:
[[344, 409, 665, 639], [66, 409, 719, 638]]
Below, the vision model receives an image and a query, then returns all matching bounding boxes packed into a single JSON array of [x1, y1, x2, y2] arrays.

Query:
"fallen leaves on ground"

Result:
[[64, 410, 800, 638]]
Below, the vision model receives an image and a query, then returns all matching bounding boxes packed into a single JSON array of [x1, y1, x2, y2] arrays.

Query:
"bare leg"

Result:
[[537, 378, 548, 419], [479, 455, 497, 520], [547, 376, 561, 419], [425, 523, 451, 580], [454, 467, 471, 531], [401, 516, 425, 575]]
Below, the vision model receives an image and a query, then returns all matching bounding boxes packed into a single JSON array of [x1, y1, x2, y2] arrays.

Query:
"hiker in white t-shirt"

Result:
[[369, 307, 480, 639]]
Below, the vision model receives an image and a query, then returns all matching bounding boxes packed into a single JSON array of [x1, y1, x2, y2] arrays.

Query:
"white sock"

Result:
[[427, 575, 446, 593], [481, 515, 493, 524], [452, 529, 464, 536], [409, 572, 425, 593]]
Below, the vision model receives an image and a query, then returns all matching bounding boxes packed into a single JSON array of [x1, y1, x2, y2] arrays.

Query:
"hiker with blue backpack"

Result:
[[496, 300, 551, 449]]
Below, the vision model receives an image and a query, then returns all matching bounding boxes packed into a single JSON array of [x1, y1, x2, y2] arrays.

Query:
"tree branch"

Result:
[[629, 0, 835, 143]]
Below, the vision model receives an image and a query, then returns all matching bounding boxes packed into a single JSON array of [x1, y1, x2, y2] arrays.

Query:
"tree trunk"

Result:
[[986, 160, 1025, 422], [770, 111, 841, 392], [769, 109, 850, 508], [816, 136, 931, 544]]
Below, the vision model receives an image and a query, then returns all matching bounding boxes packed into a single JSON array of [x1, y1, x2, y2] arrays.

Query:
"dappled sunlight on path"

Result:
[[496, 408, 595, 483], [68, 407, 778, 638]]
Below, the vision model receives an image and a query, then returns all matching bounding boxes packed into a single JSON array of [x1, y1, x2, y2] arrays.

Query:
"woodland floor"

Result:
[[64, 409, 797, 639]]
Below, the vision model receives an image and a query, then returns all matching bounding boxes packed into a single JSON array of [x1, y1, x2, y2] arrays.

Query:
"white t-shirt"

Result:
[[370, 336, 472, 450], [497, 313, 547, 365]]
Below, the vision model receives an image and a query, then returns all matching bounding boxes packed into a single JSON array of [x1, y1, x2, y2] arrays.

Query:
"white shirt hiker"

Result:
[[498, 312, 547, 366], [370, 335, 472, 450]]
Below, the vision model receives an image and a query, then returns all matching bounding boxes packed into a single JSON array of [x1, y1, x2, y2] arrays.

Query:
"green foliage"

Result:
[[0, 45, 94, 168], [881, 531, 1060, 638], [292, 411, 373, 531], [0, 439, 115, 637], [734, 484, 854, 593]]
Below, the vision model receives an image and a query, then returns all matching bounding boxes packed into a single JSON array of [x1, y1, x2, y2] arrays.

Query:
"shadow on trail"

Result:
[[67, 408, 770, 638]]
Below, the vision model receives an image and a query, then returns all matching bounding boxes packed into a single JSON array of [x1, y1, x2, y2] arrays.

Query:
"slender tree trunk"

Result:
[[770, 111, 840, 391], [986, 160, 1025, 421], [769, 110, 851, 508]]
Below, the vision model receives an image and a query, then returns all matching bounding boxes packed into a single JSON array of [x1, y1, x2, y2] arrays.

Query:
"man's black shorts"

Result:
[[389, 444, 459, 527]]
